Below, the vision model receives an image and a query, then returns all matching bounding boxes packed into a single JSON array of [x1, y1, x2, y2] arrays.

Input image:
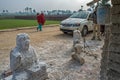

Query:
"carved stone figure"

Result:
[[71, 40, 85, 65], [73, 29, 82, 47], [10, 33, 48, 80]]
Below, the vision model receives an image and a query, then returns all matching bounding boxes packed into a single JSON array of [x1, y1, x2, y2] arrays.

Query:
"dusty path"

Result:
[[0, 26, 104, 80]]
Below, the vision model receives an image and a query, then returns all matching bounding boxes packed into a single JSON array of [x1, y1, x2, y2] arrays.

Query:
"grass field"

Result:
[[0, 19, 60, 30]]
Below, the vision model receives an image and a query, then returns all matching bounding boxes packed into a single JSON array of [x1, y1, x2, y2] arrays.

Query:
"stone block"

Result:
[[101, 58, 108, 66], [107, 69, 120, 80], [110, 24, 120, 33], [109, 43, 120, 52], [108, 61, 120, 73], [109, 52, 120, 64], [111, 14, 120, 24], [111, 5, 120, 14], [99, 24, 110, 80], [109, 34, 120, 43], [111, 0, 120, 5]]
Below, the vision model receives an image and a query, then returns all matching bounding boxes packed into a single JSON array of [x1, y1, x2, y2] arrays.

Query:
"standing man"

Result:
[[91, 4, 101, 41], [36, 12, 45, 31]]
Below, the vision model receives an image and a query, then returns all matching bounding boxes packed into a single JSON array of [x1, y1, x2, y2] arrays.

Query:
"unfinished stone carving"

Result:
[[71, 29, 85, 64], [10, 33, 48, 80], [71, 40, 85, 65], [72, 29, 84, 65], [73, 29, 82, 47]]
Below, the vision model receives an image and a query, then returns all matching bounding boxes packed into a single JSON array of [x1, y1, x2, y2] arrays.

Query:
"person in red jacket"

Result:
[[36, 12, 45, 31]]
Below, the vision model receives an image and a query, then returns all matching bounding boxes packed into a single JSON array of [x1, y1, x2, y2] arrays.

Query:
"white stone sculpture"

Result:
[[72, 30, 85, 65], [71, 42, 85, 65], [10, 33, 48, 80], [73, 29, 82, 47]]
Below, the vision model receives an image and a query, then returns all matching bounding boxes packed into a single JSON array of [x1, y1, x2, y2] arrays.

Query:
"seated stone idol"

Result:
[[10, 33, 48, 80], [71, 39, 85, 65]]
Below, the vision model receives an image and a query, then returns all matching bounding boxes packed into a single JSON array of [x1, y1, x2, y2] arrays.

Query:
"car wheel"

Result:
[[82, 26, 88, 36]]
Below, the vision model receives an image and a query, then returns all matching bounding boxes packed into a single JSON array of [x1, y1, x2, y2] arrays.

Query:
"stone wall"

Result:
[[108, 0, 120, 79], [100, 0, 120, 80], [100, 25, 111, 80]]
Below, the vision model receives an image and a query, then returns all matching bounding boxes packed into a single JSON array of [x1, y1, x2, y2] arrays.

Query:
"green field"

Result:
[[0, 19, 60, 30]]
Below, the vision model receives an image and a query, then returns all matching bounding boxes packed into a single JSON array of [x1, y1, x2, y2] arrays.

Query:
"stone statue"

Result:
[[73, 29, 82, 47], [72, 29, 84, 64], [71, 39, 85, 65], [10, 33, 48, 80]]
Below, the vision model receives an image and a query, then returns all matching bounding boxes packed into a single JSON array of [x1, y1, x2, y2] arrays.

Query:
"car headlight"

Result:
[[73, 23, 80, 26]]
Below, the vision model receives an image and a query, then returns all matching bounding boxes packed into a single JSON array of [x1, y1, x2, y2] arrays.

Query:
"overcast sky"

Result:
[[0, 0, 92, 12]]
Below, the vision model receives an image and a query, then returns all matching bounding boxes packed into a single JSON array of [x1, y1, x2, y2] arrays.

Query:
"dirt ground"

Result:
[[0, 26, 104, 80]]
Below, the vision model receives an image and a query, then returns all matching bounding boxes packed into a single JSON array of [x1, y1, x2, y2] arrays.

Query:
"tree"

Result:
[[29, 8, 32, 13], [33, 9, 36, 13], [3, 10, 5, 13], [6, 10, 8, 13], [25, 7, 29, 12]]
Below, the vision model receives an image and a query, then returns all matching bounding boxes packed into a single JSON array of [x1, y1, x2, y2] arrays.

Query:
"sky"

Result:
[[0, 0, 92, 13]]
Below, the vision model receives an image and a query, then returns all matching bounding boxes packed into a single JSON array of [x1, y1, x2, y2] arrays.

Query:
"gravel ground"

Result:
[[36, 39, 103, 80], [0, 26, 104, 80]]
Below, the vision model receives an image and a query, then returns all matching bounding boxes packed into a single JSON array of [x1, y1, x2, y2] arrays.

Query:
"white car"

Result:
[[60, 10, 93, 36]]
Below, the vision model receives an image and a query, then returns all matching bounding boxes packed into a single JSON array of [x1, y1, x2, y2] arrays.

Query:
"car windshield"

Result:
[[70, 11, 89, 19]]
